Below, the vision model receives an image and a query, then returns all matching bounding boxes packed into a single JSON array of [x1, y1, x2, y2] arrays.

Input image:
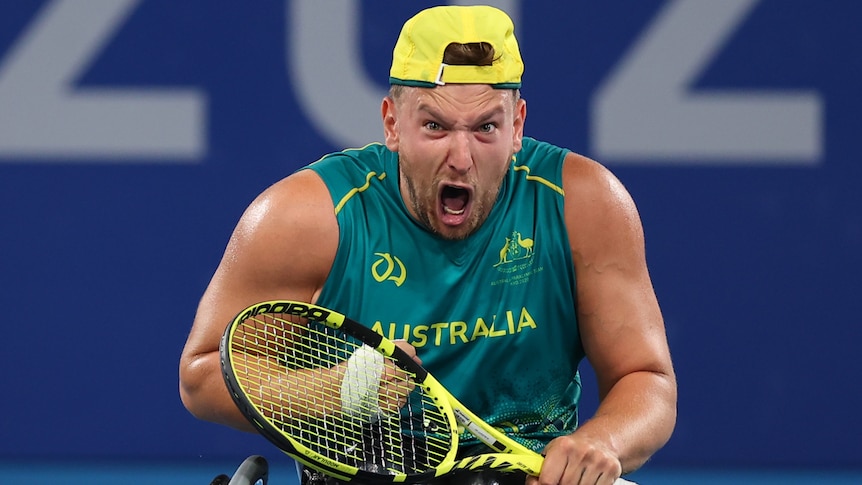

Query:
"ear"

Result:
[[512, 97, 527, 153], [381, 96, 399, 152]]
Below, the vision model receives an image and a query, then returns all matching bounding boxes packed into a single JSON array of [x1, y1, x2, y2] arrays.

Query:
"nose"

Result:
[[446, 131, 473, 175]]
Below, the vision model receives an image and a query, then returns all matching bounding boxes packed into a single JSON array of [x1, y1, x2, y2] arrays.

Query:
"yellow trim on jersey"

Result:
[[308, 142, 384, 166], [334, 171, 387, 215], [512, 164, 564, 195]]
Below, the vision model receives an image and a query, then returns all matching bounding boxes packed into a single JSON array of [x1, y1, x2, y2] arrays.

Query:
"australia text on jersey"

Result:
[[370, 306, 538, 348]]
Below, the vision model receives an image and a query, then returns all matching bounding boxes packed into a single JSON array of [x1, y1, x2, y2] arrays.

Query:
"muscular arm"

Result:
[[533, 153, 677, 484], [178, 169, 338, 432]]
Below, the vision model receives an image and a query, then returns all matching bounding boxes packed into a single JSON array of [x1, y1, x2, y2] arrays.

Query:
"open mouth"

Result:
[[441, 185, 469, 216]]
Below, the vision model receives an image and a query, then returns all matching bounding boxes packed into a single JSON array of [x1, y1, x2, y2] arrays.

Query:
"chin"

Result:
[[433, 222, 475, 241]]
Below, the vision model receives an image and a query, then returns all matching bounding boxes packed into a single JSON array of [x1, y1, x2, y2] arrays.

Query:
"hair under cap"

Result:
[[389, 5, 524, 89]]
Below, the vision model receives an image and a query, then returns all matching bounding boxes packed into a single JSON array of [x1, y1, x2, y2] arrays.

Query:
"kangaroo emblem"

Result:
[[496, 237, 511, 266], [494, 231, 534, 267]]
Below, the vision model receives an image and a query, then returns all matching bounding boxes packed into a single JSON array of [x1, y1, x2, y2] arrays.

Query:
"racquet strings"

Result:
[[228, 312, 455, 475]]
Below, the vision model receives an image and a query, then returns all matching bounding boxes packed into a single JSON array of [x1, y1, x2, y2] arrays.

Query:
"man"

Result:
[[180, 5, 676, 485]]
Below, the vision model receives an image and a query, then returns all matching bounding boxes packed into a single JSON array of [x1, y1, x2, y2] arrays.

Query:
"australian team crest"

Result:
[[491, 229, 542, 287], [494, 230, 534, 267]]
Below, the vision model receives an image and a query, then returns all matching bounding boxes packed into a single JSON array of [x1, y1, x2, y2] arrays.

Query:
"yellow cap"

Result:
[[389, 5, 524, 89]]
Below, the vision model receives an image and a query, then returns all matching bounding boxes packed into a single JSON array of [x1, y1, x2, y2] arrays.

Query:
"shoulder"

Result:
[[562, 152, 628, 199], [561, 152, 645, 258], [305, 143, 396, 205], [245, 169, 335, 232], [230, 168, 338, 292], [515, 137, 569, 171], [254, 143, 393, 221], [307, 143, 393, 182], [196, 167, 338, 318], [518, 137, 569, 157]]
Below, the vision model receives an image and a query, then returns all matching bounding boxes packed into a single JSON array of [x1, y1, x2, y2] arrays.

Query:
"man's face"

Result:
[[382, 84, 526, 240]]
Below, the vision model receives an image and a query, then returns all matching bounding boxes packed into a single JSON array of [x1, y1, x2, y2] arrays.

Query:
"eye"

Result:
[[478, 123, 496, 133], [424, 121, 442, 131]]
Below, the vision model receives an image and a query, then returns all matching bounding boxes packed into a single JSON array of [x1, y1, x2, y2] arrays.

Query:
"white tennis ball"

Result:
[[340, 345, 385, 422]]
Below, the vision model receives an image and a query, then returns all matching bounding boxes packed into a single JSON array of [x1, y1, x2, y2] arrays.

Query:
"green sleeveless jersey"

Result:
[[305, 137, 584, 451]]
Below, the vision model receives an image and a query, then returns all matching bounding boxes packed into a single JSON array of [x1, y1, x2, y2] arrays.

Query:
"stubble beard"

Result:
[[402, 170, 503, 241]]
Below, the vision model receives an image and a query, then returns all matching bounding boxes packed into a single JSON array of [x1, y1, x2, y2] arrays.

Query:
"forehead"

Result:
[[398, 84, 515, 116]]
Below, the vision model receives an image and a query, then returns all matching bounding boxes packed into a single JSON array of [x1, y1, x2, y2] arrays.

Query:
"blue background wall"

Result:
[[1, 0, 860, 477]]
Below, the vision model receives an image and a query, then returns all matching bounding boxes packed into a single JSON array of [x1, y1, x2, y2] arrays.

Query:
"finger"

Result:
[[536, 454, 566, 485], [377, 377, 412, 412], [584, 463, 623, 485], [584, 462, 623, 485], [604, 475, 625, 485], [578, 469, 601, 485], [393, 339, 422, 365]]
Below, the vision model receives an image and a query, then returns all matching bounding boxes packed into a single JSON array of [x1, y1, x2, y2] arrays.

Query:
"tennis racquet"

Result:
[[220, 299, 544, 483]]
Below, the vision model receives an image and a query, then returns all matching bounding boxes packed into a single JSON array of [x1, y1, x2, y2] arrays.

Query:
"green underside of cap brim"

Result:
[[389, 77, 521, 89]]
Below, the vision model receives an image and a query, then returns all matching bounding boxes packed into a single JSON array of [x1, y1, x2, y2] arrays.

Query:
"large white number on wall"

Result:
[[288, 0, 383, 148], [592, 0, 822, 164], [288, 0, 519, 149], [0, 0, 206, 161]]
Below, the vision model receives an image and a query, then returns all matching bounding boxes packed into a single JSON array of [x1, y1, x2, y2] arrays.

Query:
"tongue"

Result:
[[443, 192, 467, 212]]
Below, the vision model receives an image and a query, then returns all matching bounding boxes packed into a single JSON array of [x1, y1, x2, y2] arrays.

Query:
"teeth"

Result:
[[443, 206, 465, 215]]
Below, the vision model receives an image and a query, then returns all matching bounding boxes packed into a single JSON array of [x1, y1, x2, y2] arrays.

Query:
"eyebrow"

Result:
[[416, 103, 506, 127]]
